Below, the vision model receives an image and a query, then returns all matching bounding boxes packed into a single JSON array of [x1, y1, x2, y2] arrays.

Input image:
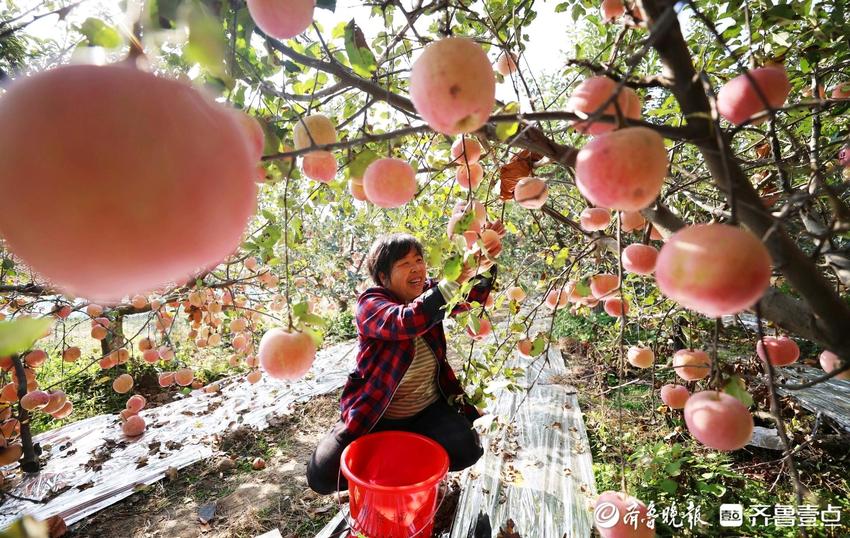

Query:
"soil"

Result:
[[69, 389, 466, 538], [71, 392, 344, 538]]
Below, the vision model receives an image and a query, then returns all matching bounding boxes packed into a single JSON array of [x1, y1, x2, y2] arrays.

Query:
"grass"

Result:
[[606, 379, 654, 412], [26, 312, 257, 434], [551, 303, 850, 536], [26, 308, 357, 438], [252, 503, 336, 537], [567, 343, 850, 536]]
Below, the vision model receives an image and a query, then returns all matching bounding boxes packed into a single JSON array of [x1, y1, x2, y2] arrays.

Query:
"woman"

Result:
[[306, 227, 501, 494]]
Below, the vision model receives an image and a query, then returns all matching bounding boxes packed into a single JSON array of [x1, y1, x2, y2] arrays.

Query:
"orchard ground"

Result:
[[39, 308, 850, 537], [3, 0, 850, 536], [72, 392, 343, 538]]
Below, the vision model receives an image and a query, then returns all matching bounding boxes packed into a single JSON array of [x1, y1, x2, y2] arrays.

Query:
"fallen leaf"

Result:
[[165, 467, 178, 481], [496, 518, 522, 538]]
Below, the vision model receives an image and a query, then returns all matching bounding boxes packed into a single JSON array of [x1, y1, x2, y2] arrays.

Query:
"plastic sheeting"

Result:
[[314, 505, 350, 538], [0, 341, 357, 528], [448, 342, 597, 538], [315, 309, 598, 538], [777, 364, 850, 432]]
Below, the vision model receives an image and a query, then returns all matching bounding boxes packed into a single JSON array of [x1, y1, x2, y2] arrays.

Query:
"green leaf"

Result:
[[349, 149, 379, 180], [149, 0, 182, 27], [723, 376, 754, 407], [571, 3, 585, 22], [78, 18, 123, 48], [235, 7, 255, 40], [495, 102, 520, 140], [427, 244, 443, 268], [283, 60, 302, 73], [299, 313, 328, 328], [453, 209, 476, 235], [575, 281, 591, 297], [316, 0, 336, 12], [258, 224, 282, 249], [262, 122, 282, 156], [303, 327, 324, 348], [331, 21, 348, 39], [0, 317, 53, 356], [763, 4, 797, 23], [291, 302, 308, 318], [467, 314, 480, 333], [553, 247, 570, 269], [665, 460, 682, 476], [443, 254, 462, 281], [1, 258, 14, 270], [659, 478, 679, 494], [697, 481, 727, 497], [451, 234, 468, 253], [344, 20, 377, 78], [530, 336, 545, 356], [184, 2, 227, 79]]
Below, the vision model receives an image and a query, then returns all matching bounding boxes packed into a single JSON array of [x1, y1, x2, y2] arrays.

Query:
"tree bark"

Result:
[[100, 312, 125, 356], [12, 355, 39, 473], [640, 0, 850, 356]]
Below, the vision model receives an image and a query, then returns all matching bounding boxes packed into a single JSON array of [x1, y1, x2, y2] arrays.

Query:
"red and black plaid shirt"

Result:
[[339, 268, 496, 437]]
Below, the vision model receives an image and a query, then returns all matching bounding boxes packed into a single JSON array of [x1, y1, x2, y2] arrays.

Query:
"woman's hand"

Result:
[[457, 220, 503, 284], [457, 248, 496, 284]]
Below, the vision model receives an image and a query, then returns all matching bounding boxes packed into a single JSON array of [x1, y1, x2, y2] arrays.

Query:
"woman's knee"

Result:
[[442, 426, 483, 471], [306, 453, 344, 495], [306, 420, 353, 494]]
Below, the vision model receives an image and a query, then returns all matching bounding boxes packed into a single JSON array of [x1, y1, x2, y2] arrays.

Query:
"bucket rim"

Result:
[[340, 430, 449, 494]]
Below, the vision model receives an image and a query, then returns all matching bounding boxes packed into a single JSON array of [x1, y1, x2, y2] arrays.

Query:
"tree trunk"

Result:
[[100, 312, 125, 356], [12, 355, 39, 473]]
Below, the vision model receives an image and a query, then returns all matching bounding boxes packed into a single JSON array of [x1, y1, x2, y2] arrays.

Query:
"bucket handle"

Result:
[[336, 467, 449, 538]]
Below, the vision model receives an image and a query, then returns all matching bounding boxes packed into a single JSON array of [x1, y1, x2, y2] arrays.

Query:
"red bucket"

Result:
[[340, 431, 449, 538]]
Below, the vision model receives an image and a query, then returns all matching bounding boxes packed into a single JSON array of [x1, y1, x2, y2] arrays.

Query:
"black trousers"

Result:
[[306, 398, 484, 494]]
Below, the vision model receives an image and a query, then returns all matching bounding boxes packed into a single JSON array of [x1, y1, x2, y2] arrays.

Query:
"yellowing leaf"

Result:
[[184, 3, 227, 79], [496, 102, 520, 140], [79, 18, 123, 48], [0, 515, 49, 538], [0, 317, 53, 357], [723, 376, 753, 407]]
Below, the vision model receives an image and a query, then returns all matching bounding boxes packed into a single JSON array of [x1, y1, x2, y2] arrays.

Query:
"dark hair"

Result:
[[366, 233, 424, 287]]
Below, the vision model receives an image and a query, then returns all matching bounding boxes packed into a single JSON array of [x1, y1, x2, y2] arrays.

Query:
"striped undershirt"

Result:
[[383, 336, 440, 419]]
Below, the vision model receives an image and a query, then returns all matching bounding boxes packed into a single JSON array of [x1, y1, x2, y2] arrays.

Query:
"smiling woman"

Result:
[[369, 235, 428, 303], [306, 231, 500, 494]]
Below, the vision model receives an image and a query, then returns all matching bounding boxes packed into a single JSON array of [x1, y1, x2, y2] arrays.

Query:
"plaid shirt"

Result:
[[340, 268, 496, 437]]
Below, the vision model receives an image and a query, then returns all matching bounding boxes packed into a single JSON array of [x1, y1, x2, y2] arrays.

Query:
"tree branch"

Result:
[[641, 0, 850, 357], [0, 2, 81, 40]]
